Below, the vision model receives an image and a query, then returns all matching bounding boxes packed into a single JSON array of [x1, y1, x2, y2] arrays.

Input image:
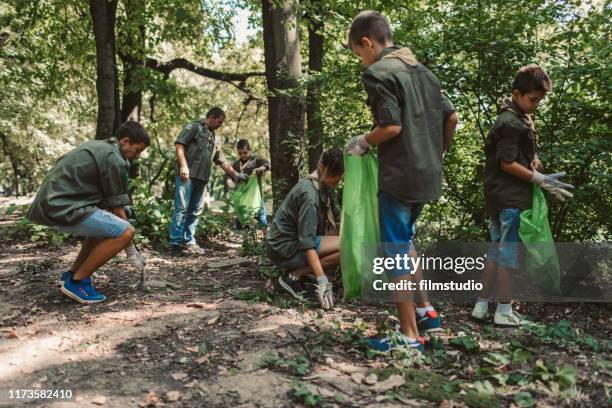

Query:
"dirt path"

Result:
[[0, 204, 610, 407]]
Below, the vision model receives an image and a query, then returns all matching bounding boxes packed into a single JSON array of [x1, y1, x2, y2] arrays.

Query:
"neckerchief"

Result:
[[500, 97, 539, 147], [306, 171, 336, 231]]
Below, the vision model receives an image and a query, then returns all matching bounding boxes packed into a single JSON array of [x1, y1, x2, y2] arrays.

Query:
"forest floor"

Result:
[[0, 199, 610, 408]]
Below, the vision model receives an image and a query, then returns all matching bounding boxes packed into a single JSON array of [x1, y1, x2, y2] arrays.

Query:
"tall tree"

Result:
[[261, 0, 305, 207], [119, 0, 146, 122], [90, 0, 121, 140], [306, 14, 324, 172]]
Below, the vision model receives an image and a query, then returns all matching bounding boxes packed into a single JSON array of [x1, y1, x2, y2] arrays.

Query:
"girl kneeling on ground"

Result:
[[266, 147, 344, 309]]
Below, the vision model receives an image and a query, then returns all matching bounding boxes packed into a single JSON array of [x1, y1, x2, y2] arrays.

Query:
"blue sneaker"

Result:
[[61, 278, 106, 304], [367, 331, 424, 353], [417, 310, 442, 333], [58, 271, 72, 286]]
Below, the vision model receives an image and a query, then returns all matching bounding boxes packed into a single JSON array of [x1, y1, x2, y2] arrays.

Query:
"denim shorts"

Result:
[[276, 236, 322, 270], [487, 208, 522, 269], [56, 209, 131, 238], [379, 192, 424, 279]]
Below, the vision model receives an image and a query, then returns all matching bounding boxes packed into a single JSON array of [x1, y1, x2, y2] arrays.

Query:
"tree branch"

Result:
[[125, 55, 266, 100]]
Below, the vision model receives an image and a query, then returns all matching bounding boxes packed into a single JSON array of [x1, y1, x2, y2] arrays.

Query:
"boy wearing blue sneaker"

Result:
[[345, 11, 458, 351], [27, 121, 150, 304], [472, 65, 573, 326]]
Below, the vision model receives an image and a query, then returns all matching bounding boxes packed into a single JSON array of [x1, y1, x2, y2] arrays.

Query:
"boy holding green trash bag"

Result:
[[471, 65, 574, 327], [345, 11, 458, 352], [266, 147, 344, 310], [231, 139, 270, 228]]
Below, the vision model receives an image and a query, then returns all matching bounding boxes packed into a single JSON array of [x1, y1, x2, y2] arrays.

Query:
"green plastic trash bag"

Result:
[[519, 185, 561, 294], [231, 175, 262, 226], [340, 152, 380, 299]]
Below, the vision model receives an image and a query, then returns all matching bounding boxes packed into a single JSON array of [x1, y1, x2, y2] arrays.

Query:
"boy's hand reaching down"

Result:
[[315, 275, 334, 309], [125, 243, 146, 270], [344, 134, 369, 156]]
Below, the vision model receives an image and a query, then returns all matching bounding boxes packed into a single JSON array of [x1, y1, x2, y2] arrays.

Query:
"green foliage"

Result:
[[10, 217, 69, 246], [514, 391, 535, 408], [262, 353, 311, 376], [450, 335, 480, 352], [129, 177, 232, 244], [289, 380, 326, 407], [519, 319, 610, 352]]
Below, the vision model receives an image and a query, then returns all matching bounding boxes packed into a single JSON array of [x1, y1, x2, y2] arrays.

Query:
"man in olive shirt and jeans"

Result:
[[345, 11, 458, 351], [27, 121, 150, 304], [169, 107, 246, 253]]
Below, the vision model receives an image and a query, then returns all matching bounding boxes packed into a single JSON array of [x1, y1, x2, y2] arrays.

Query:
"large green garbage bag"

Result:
[[232, 174, 262, 226], [519, 185, 561, 293], [340, 152, 380, 299]]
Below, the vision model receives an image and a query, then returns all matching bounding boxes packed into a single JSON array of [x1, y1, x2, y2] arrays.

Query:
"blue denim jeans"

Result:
[[169, 175, 206, 246], [378, 191, 425, 279], [257, 201, 268, 227], [487, 208, 522, 269]]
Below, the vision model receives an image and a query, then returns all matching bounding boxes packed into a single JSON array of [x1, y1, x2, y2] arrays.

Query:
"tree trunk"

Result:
[[0, 132, 20, 196], [120, 0, 145, 122], [90, 0, 121, 140], [261, 0, 305, 209], [306, 16, 324, 172]]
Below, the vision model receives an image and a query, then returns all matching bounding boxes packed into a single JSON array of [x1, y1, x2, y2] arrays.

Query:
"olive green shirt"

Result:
[[484, 98, 537, 216], [175, 119, 226, 182], [27, 138, 130, 226], [363, 46, 455, 204], [232, 154, 271, 194], [265, 177, 326, 264]]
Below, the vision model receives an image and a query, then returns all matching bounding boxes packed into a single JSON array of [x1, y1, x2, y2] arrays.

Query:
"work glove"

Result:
[[531, 170, 574, 202], [344, 134, 369, 156], [235, 172, 249, 183], [315, 275, 334, 309], [125, 243, 146, 270]]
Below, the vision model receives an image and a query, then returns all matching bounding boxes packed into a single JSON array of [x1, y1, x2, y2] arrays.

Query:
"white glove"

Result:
[[315, 275, 334, 309], [125, 243, 145, 270], [531, 170, 574, 202], [344, 134, 369, 156]]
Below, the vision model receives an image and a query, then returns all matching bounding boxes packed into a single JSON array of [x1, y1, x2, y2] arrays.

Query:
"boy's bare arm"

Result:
[[305, 248, 325, 278], [443, 112, 458, 154], [500, 160, 534, 182], [365, 124, 402, 145]]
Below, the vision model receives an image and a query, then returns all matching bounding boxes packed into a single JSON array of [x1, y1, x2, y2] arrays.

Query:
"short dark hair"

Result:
[[319, 147, 344, 177], [115, 121, 150, 146], [348, 11, 393, 49], [512, 64, 553, 94], [206, 107, 226, 119], [236, 139, 251, 150]]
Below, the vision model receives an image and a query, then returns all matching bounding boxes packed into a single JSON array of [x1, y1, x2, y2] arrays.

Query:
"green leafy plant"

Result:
[[290, 381, 326, 407]]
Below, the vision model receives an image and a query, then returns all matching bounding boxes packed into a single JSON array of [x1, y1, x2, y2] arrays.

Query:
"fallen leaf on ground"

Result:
[[171, 372, 188, 381], [91, 396, 107, 405], [364, 373, 378, 385], [165, 391, 182, 402], [139, 392, 159, 407], [207, 315, 220, 325], [351, 373, 365, 385], [371, 374, 405, 392]]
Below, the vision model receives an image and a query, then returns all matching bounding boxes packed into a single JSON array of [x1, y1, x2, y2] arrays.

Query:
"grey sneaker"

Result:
[[494, 310, 525, 327], [471, 302, 489, 322]]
